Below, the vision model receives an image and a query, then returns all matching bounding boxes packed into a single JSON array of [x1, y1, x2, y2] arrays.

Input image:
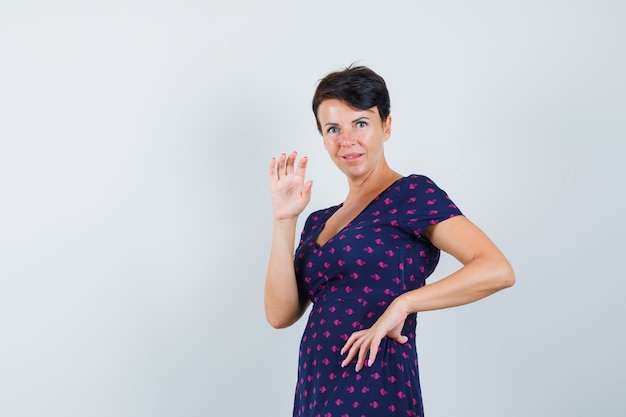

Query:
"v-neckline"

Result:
[[314, 176, 405, 249]]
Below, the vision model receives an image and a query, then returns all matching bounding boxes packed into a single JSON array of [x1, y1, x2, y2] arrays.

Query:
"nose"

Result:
[[340, 130, 355, 147]]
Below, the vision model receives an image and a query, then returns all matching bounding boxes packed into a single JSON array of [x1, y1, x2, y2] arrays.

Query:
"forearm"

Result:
[[264, 218, 309, 328], [394, 254, 515, 314]]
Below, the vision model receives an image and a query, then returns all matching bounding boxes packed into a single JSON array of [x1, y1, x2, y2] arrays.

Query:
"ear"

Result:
[[383, 115, 392, 141]]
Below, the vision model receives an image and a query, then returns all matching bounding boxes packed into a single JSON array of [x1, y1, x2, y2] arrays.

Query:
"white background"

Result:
[[1, 1, 624, 416]]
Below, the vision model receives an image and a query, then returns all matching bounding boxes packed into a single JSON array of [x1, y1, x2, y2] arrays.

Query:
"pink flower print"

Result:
[[356, 259, 366, 266], [333, 319, 342, 326], [369, 401, 379, 409], [427, 199, 436, 205], [347, 386, 355, 393], [429, 209, 439, 215], [380, 388, 388, 395], [363, 286, 373, 294], [355, 233, 365, 239], [384, 197, 393, 205], [364, 246, 374, 254], [375, 238, 384, 245], [371, 273, 381, 281], [426, 187, 435, 193], [343, 245, 352, 252], [385, 249, 395, 257], [397, 391, 407, 399], [337, 259, 345, 266], [378, 261, 388, 268]]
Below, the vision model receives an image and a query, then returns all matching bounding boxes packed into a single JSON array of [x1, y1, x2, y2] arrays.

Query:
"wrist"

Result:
[[392, 294, 413, 316]]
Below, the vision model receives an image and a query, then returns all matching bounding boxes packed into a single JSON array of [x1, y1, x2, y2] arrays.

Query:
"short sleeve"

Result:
[[398, 174, 463, 238]]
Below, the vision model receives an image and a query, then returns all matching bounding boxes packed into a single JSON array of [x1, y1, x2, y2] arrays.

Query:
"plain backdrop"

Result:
[[1, 1, 624, 416]]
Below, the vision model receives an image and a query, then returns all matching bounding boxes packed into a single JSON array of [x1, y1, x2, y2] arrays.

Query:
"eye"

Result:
[[356, 121, 368, 128], [326, 126, 339, 134]]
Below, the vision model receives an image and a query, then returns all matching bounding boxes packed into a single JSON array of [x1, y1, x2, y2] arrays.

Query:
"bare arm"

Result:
[[264, 152, 313, 328], [340, 215, 515, 370]]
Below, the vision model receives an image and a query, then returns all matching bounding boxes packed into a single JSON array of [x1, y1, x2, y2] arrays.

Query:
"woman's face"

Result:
[[316, 98, 392, 180]]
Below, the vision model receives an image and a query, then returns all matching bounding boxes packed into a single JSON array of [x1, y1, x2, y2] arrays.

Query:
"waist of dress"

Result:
[[312, 289, 399, 306]]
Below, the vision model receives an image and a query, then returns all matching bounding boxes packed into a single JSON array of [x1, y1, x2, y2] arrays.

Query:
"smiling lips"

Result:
[[341, 153, 363, 160]]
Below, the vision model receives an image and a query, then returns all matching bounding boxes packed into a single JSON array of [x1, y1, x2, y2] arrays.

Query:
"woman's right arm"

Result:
[[264, 152, 313, 328]]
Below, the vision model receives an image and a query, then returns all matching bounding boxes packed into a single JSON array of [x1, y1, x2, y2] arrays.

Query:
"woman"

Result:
[[265, 66, 514, 417]]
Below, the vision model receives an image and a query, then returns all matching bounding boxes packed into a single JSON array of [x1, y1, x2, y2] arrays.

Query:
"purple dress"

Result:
[[293, 175, 462, 417]]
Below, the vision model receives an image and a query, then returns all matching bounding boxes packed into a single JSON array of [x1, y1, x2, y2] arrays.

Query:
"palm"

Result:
[[268, 152, 312, 220]]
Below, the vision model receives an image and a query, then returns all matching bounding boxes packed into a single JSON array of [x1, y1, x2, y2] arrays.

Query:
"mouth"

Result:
[[340, 153, 363, 160]]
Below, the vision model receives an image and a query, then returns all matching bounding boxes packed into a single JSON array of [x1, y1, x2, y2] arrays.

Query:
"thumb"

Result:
[[301, 180, 313, 199], [393, 334, 408, 344]]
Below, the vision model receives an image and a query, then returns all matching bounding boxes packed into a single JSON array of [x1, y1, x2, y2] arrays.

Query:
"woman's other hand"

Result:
[[340, 300, 409, 372]]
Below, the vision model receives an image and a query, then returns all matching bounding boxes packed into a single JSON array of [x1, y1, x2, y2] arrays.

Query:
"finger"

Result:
[[276, 153, 287, 179], [341, 330, 362, 356], [285, 151, 297, 175], [367, 337, 382, 367], [355, 338, 371, 372], [295, 155, 308, 179], [301, 180, 313, 202], [268, 157, 277, 180], [341, 333, 363, 367]]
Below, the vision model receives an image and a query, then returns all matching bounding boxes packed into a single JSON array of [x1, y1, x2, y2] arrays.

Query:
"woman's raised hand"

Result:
[[268, 151, 313, 221]]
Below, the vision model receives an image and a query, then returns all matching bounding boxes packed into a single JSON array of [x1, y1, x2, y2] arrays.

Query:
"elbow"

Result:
[[264, 306, 299, 329], [266, 315, 293, 329], [496, 260, 516, 290]]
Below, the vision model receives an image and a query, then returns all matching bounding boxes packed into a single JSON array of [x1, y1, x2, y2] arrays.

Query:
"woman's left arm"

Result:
[[340, 215, 515, 371]]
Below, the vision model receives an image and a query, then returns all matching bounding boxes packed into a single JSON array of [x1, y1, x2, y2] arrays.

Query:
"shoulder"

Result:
[[395, 174, 462, 216], [394, 174, 444, 196]]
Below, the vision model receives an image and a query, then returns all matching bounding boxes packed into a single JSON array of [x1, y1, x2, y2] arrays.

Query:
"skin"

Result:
[[265, 99, 515, 373]]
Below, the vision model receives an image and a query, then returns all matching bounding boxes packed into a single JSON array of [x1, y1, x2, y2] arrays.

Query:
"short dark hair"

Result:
[[312, 65, 391, 133]]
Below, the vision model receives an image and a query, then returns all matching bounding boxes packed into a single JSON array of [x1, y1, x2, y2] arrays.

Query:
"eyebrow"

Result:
[[323, 116, 371, 128]]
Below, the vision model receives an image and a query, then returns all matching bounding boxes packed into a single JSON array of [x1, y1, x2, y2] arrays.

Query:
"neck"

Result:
[[344, 164, 402, 206]]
